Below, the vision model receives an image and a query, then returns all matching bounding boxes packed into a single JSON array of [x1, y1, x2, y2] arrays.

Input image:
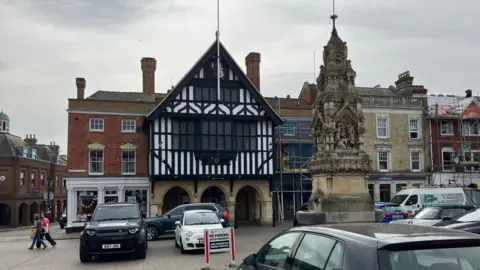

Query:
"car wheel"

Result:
[[79, 247, 92, 263], [180, 237, 186, 254], [146, 226, 158, 241], [134, 243, 147, 260]]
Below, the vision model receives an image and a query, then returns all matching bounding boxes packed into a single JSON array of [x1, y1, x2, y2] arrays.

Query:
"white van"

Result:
[[390, 188, 468, 211]]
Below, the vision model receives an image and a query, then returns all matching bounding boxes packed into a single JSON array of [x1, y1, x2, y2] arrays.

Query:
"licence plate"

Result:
[[102, 244, 121, 249], [392, 214, 403, 219]]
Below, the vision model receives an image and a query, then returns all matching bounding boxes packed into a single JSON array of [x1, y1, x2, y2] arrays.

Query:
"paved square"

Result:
[[0, 224, 290, 270]]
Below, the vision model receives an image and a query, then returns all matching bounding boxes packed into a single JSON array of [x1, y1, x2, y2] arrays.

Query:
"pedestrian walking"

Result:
[[29, 214, 47, 250], [41, 212, 56, 247]]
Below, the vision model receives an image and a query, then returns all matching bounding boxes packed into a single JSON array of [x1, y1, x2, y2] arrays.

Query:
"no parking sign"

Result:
[[203, 227, 236, 269]]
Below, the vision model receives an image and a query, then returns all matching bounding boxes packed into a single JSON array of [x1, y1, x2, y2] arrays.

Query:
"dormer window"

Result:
[[32, 149, 37, 159], [23, 147, 29, 158]]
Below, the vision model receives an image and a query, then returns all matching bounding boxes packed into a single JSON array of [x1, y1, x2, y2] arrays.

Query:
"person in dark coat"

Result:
[[29, 214, 47, 250]]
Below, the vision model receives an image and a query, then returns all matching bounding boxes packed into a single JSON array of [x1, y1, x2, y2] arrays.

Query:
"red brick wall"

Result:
[[67, 112, 149, 177], [430, 118, 480, 171]]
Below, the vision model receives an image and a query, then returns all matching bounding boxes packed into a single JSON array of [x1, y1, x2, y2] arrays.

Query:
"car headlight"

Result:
[[185, 231, 193, 237], [85, 230, 96, 236], [128, 228, 139, 234]]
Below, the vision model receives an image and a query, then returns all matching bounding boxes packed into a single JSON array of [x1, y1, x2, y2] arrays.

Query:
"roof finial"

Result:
[[330, 0, 338, 37]]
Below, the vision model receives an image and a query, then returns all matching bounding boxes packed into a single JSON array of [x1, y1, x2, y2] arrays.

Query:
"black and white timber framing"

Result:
[[146, 41, 283, 181]]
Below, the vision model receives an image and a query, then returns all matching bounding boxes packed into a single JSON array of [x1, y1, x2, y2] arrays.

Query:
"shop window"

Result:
[[76, 191, 98, 221], [379, 184, 391, 202], [125, 189, 148, 217], [368, 184, 374, 200], [396, 184, 407, 193], [104, 190, 118, 203]]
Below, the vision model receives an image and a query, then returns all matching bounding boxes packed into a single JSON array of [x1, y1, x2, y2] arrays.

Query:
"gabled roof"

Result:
[[427, 95, 480, 117], [146, 40, 283, 125]]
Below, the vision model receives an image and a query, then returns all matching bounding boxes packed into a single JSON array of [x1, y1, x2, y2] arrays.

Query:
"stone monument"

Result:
[[303, 11, 375, 224]]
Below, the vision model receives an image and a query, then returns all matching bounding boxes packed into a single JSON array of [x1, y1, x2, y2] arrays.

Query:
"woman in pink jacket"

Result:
[[41, 213, 57, 247]]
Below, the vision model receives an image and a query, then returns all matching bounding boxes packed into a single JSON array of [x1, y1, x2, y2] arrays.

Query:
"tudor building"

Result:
[[147, 41, 283, 225]]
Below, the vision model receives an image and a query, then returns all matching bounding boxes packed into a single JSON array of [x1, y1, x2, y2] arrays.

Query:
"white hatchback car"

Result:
[[174, 209, 225, 253]]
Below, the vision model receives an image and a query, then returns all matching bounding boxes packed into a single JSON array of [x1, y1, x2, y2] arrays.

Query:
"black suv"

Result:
[[145, 202, 229, 241], [79, 202, 148, 263]]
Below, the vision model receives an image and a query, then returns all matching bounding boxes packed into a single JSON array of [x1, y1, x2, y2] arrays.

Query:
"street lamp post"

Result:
[[47, 177, 53, 214]]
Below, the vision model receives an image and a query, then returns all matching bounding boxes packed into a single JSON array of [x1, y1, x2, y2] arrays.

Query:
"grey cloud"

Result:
[[3, 0, 183, 30]]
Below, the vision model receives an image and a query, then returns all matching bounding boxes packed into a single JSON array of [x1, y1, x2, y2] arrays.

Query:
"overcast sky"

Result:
[[0, 0, 478, 154]]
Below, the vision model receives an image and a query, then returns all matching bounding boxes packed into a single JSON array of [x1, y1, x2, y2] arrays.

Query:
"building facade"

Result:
[[0, 111, 67, 228], [147, 41, 283, 226], [428, 90, 480, 186], [290, 73, 430, 202], [266, 94, 314, 220], [64, 69, 160, 231]]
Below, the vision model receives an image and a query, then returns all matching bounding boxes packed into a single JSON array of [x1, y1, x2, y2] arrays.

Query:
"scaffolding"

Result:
[[429, 92, 480, 187], [274, 97, 315, 222]]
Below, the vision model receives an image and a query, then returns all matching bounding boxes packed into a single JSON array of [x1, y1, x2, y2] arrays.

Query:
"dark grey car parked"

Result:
[[79, 202, 147, 263], [237, 222, 480, 270]]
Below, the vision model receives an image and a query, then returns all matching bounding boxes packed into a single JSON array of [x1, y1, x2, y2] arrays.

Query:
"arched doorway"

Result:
[[235, 185, 261, 224], [0, 204, 11, 226], [18, 203, 27, 226], [30, 202, 39, 223], [201, 186, 227, 208], [162, 187, 191, 214]]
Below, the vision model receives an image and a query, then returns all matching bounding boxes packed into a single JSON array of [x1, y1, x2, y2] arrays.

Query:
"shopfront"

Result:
[[367, 174, 429, 202], [65, 177, 149, 232]]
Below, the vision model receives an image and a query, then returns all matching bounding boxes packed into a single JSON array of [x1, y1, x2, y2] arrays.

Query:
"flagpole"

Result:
[[216, 0, 221, 100]]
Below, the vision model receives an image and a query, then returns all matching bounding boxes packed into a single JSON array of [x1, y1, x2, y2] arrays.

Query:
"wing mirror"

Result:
[[167, 214, 171, 219], [86, 215, 92, 222], [175, 221, 181, 226], [441, 217, 452, 221], [243, 253, 257, 266], [220, 218, 225, 223]]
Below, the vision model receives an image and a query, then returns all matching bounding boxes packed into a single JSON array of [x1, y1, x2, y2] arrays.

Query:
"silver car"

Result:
[[391, 205, 475, 226]]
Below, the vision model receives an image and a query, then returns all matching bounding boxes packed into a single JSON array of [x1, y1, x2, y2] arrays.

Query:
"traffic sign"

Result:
[[43, 192, 54, 201]]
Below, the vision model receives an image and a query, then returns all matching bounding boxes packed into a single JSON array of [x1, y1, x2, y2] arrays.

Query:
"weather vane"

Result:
[[330, 0, 339, 36]]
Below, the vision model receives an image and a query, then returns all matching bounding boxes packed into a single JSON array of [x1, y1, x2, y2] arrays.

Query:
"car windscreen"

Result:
[[378, 241, 480, 270], [413, 208, 441, 219], [184, 212, 220, 225], [391, 195, 409, 204], [454, 208, 480, 222], [92, 204, 140, 221]]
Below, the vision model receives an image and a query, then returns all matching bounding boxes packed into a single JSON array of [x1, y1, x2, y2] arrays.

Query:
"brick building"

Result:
[[0, 111, 67, 228], [427, 90, 480, 186], [64, 67, 161, 231]]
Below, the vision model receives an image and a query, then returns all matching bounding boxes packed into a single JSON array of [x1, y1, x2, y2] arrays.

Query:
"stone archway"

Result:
[[18, 203, 28, 226], [30, 202, 39, 223], [235, 185, 262, 224], [201, 186, 227, 207], [0, 203, 11, 226], [162, 186, 191, 214]]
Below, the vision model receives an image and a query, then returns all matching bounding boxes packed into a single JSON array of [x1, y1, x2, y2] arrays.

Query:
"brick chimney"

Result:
[[48, 142, 60, 156], [395, 71, 414, 94], [24, 134, 37, 146], [245, 52, 261, 90], [76, 78, 86, 100], [141, 57, 156, 94]]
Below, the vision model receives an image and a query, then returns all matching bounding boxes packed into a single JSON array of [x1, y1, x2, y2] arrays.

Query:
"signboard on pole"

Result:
[[203, 227, 236, 270]]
